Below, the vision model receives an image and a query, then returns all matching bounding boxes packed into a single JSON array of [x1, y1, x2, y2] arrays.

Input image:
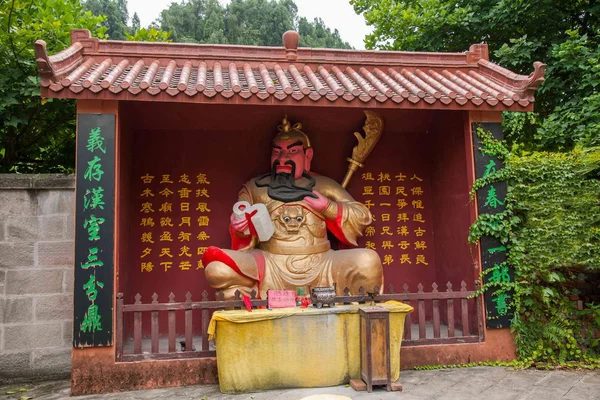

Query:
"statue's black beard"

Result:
[[255, 160, 317, 203]]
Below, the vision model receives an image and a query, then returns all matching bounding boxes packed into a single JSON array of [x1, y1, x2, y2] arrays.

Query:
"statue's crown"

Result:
[[275, 116, 311, 148]]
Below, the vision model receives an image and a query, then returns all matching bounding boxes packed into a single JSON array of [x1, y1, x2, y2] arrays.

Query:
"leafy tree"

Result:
[[298, 17, 349, 49], [159, 0, 351, 48], [0, 0, 106, 173], [131, 11, 140, 32], [83, 0, 129, 40], [351, 0, 600, 150], [126, 26, 172, 42], [159, 0, 228, 44]]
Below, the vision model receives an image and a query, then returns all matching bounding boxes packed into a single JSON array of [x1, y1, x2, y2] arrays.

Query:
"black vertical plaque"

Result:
[[73, 114, 115, 347], [472, 122, 513, 328]]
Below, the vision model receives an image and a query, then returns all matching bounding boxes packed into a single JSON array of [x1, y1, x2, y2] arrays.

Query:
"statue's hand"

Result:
[[230, 213, 249, 234], [303, 190, 330, 212]]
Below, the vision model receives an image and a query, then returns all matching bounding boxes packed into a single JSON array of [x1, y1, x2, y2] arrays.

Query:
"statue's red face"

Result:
[[271, 139, 313, 180]]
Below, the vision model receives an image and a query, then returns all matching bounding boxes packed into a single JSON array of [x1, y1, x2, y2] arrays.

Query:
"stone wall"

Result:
[[0, 174, 75, 382]]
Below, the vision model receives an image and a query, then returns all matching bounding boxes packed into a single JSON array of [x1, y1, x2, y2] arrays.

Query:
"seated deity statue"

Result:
[[203, 117, 383, 299]]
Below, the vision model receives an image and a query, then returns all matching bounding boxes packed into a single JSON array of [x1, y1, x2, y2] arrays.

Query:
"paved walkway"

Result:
[[1, 367, 599, 400]]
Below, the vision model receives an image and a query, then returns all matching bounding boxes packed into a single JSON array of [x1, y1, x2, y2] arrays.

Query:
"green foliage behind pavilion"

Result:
[[0, 0, 106, 173], [470, 131, 600, 367], [0, 0, 351, 173], [156, 0, 351, 49], [351, 0, 600, 366]]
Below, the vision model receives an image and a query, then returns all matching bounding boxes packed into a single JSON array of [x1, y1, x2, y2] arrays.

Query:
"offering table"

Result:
[[207, 301, 413, 393]]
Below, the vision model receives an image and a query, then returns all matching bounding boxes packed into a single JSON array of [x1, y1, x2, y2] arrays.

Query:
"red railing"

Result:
[[116, 281, 483, 362]]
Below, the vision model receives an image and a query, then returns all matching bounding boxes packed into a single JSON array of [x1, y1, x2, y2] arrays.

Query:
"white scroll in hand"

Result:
[[232, 201, 274, 242]]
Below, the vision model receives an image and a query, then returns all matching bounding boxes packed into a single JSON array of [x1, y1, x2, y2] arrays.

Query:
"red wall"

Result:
[[429, 110, 475, 289], [117, 102, 473, 334]]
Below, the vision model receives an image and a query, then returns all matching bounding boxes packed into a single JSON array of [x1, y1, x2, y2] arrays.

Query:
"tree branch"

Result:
[[6, 0, 28, 76]]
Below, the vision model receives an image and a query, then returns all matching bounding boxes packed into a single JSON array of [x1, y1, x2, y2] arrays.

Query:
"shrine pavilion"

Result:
[[35, 29, 544, 394]]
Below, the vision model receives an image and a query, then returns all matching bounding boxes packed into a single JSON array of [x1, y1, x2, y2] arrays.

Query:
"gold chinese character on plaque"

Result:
[[397, 213, 408, 222], [411, 186, 424, 196], [140, 188, 154, 198], [141, 262, 154, 272], [396, 186, 407, 196], [381, 226, 393, 236], [395, 173, 407, 182], [196, 188, 210, 198], [140, 247, 152, 258], [159, 231, 173, 242], [141, 232, 154, 243], [159, 188, 174, 197], [381, 240, 394, 249], [412, 200, 424, 209], [414, 227, 426, 237], [140, 217, 155, 227], [379, 186, 391, 196], [362, 172, 375, 181], [160, 217, 174, 227], [161, 261, 173, 272], [383, 255, 394, 265], [178, 231, 191, 242], [399, 254, 412, 264], [397, 199, 408, 209], [141, 173, 155, 184], [140, 202, 154, 213], [197, 173, 210, 184], [416, 255, 429, 265], [160, 174, 173, 184], [365, 241, 376, 250], [179, 216, 191, 227], [397, 226, 409, 236], [363, 186, 375, 196], [178, 188, 192, 198], [179, 246, 192, 257], [179, 174, 191, 184], [365, 226, 376, 237], [196, 202, 211, 212], [179, 260, 192, 271], [198, 216, 210, 226], [398, 241, 410, 250], [159, 248, 173, 258], [415, 241, 427, 250], [410, 174, 423, 182], [377, 172, 391, 182], [197, 231, 210, 241], [413, 213, 425, 223], [158, 202, 172, 212]]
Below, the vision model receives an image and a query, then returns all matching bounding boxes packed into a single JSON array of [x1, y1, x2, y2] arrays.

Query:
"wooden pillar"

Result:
[[71, 100, 120, 392]]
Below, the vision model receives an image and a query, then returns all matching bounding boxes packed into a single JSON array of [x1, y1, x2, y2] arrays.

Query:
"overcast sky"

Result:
[[127, 0, 372, 49]]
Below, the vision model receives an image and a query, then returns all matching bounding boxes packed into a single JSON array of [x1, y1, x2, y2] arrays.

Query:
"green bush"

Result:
[[470, 128, 600, 367]]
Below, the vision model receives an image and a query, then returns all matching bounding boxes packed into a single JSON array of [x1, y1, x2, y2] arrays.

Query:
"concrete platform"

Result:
[[1, 366, 599, 400]]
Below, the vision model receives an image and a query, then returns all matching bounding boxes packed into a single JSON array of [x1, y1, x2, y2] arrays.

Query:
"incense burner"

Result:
[[311, 286, 336, 308]]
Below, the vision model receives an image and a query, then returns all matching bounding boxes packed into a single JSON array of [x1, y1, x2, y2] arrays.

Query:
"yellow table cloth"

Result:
[[208, 301, 413, 393]]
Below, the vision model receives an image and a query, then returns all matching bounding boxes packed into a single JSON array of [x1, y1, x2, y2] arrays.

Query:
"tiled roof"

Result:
[[35, 29, 545, 111]]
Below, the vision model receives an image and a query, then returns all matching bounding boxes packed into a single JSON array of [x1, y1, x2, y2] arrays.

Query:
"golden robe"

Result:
[[204, 175, 383, 297]]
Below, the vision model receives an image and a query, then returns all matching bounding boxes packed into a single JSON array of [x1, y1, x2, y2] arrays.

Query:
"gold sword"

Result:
[[341, 110, 384, 189]]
